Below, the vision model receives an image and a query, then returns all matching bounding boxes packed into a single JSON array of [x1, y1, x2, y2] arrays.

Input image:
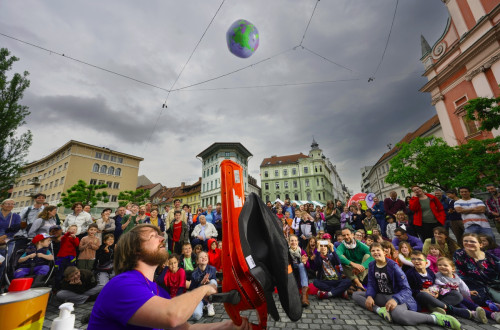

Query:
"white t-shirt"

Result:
[[455, 198, 489, 228]]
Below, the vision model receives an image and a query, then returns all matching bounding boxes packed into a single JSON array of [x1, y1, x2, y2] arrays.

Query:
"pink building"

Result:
[[420, 0, 500, 145]]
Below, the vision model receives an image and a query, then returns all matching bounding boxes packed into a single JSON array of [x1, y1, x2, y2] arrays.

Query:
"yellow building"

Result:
[[10, 140, 143, 216], [175, 178, 202, 212]]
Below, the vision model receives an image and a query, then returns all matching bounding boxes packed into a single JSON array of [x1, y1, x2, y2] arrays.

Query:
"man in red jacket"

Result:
[[408, 185, 446, 241]]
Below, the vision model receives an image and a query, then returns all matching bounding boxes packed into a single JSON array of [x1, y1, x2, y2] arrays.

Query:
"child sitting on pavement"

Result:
[[190, 251, 217, 319]]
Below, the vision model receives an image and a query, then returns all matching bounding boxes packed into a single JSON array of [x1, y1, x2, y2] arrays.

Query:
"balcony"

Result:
[[27, 177, 41, 186], [25, 188, 41, 197]]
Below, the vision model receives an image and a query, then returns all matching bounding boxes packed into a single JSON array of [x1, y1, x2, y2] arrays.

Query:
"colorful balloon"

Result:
[[365, 193, 376, 208], [226, 19, 259, 58]]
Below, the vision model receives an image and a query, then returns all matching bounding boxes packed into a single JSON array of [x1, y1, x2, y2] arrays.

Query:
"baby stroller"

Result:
[[3, 237, 55, 289]]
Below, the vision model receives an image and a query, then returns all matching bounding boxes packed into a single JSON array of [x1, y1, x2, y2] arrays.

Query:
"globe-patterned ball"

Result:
[[226, 19, 259, 58]]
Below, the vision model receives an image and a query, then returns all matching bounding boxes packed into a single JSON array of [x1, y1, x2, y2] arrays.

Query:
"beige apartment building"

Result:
[[10, 140, 143, 216]]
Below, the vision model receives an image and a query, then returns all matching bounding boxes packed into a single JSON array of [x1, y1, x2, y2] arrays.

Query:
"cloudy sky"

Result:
[[1, 0, 449, 193]]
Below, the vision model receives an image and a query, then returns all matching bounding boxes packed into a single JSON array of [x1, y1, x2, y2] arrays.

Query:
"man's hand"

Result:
[[0, 235, 7, 245], [203, 282, 217, 298], [365, 296, 375, 311], [470, 290, 478, 296], [351, 262, 365, 273], [385, 299, 397, 312]]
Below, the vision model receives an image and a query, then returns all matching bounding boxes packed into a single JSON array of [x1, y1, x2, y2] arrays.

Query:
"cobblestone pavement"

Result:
[[43, 292, 499, 330]]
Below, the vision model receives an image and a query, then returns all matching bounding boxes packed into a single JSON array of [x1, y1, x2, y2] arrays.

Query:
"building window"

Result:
[[115, 168, 121, 176], [294, 193, 299, 200], [318, 193, 321, 200], [320, 165, 322, 172], [203, 170, 205, 178], [321, 178, 324, 185], [111, 195, 118, 202], [90, 179, 97, 185], [49, 182, 53, 189], [293, 180, 297, 188], [57, 192, 61, 200], [111, 156, 116, 162], [462, 115, 479, 136], [117, 157, 123, 164], [401, 190, 405, 198], [64, 162, 68, 169], [304, 167, 309, 174], [51, 194, 55, 201], [113, 182, 120, 189], [44, 184, 48, 190], [292, 168, 297, 176], [274, 170, 279, 177], [305, 179, 310, 187], [48, 170, 51, 176], [12, 192, 16, 198], [316, 178, 319, 186], [100, 165, 107, 174], [96, 152, 102, 159], [276, 194, 280, 200], [43, 173, 46, 179], [20, 201, 24, 207], [306, 192, 311, 200], [60, 176, 65, 185], [93, 164, 100, 172], [284, 181, 289, 189], [103, 154, 110, 160], [265, 183, 269, 190], [283, 169, 288, 176], [54, 179, 59, 187], [275, 182, 280, 189], [264, 171, 268, 178], [225, 152, 230, 158], [211, 181, 213, 190], [386, 164, 389, 172], [215, 165, 218, 173], [108, 166, 115, 175], [98, 180, 105, 185], [315, 166, 318, 173], [211, 167, 214, 175], [265, 195, 270, 202], [107, 181, 112, 188]]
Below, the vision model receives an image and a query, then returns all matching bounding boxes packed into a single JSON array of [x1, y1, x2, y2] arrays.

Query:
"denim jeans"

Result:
[[296, 263, 309, 287], [190, 279, 217, 321], [464, 224, 495, 240]]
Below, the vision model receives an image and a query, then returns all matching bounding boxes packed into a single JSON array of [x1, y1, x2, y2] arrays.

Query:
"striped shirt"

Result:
[[455, 198, 489, 228]]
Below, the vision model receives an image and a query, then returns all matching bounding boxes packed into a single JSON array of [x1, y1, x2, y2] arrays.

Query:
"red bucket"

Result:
[[8, 278, 33, 292]]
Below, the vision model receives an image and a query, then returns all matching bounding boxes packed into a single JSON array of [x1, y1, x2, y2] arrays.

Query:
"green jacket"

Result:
[[336, 240, 373, 268]]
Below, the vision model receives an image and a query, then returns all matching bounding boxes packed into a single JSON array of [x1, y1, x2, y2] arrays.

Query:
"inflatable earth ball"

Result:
[[226, 19, 259, 58]]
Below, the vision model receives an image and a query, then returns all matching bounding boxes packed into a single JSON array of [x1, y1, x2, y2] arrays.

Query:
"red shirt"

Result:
[[163, 268, 186, 298], [57, 232, 80, 257], [172, 221, 183, 242]]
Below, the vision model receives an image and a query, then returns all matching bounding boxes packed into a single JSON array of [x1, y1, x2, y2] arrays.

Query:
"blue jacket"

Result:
[[405, 267, 436, 298], [393, 234, 423, 251], [366, 258, 417, 311], [190, 264, 217, 290], [371, 202, 385, 223]]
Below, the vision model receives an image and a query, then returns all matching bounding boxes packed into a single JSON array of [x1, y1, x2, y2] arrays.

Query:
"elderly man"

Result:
[[88, 224, 248, 329], [190, 215, 218, 250], [392, 227, 423, 251], [383, 191, 406, 218], [336, 228, 373, 290]]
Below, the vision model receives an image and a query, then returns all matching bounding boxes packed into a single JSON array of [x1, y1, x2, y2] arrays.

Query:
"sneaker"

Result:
[[377, 307, 392, 323], [341, 290, 349, 300], [430, 306, 446, 315], [317, 291, 329, 300], [206, 303, 215, 317], [431, 312, 461, 330], [494, 312, 500, 324], [473, 307, 487, 324]]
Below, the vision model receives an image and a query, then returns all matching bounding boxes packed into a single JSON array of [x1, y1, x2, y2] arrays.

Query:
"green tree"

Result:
[[0, 48, 32, 198], [58, 180, 109, 208], [385, 136, 499, 192], [464, 95, 500, 131], [118, 189, 150, 207]]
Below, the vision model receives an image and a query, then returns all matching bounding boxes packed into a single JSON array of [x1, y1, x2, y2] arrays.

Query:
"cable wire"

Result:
[[0, 32, 172, 93], [372, 0, 399, 77], [301, 46, 356, 73], [299, 0, 321, 46], [174, 78, 360, 91]]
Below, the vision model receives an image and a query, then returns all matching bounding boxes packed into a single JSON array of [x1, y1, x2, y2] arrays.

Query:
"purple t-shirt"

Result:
[[88, 270, 170, 330]]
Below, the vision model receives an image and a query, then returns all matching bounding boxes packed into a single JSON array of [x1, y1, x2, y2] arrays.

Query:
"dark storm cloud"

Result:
[[1, 0, 451, 191], [24, 92, 181, 144]]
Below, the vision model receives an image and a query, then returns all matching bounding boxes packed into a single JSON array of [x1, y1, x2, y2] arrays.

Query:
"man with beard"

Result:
[[336, 228, 373, 291], [88, 224, 249, 329], [485, 184, 500, 234]]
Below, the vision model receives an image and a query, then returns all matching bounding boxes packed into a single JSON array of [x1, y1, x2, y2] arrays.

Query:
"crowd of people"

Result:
[[0, 183, 499, 328]]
